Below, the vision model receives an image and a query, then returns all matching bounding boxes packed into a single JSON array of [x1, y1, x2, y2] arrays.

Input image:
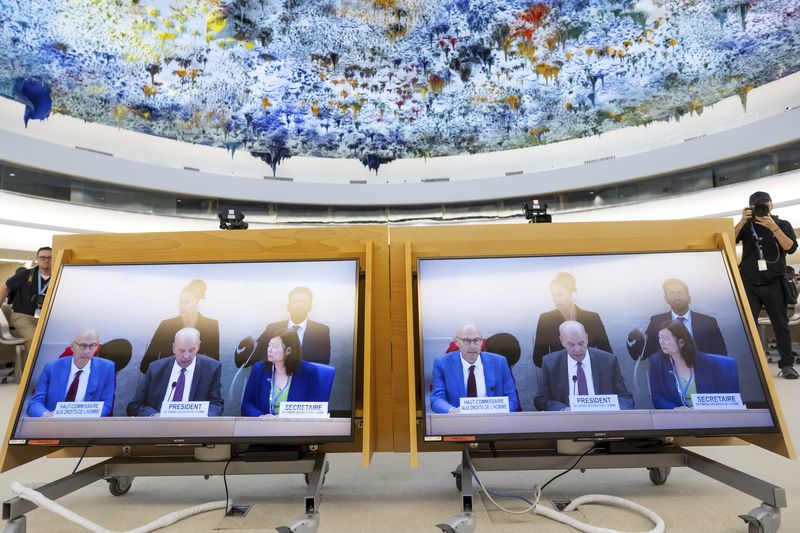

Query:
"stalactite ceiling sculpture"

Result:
[[2, 1, 799, 173]]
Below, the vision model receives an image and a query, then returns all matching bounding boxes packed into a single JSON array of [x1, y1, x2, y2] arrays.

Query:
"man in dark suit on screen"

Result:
[[255, 286, 331, 365], [534, 321, 634, 411], [642, 278, 727, 359], [127, 327, 223, 417]]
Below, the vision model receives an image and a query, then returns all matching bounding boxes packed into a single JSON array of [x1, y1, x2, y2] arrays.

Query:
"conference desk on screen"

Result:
[[14, 416, 352, 440], [426, 408, 775, 436]]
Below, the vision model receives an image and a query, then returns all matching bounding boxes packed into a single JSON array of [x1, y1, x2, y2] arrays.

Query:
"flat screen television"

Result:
[[417, 250, 779, 442], [9, 259, 359, 446]]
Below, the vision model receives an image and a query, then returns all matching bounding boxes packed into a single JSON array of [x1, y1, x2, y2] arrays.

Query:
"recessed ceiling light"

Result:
[[8, 173, 16, 176]]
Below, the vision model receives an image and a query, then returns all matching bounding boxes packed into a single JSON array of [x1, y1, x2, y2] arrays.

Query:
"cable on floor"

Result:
[[464, 450, 665, 533], [10, 481, 226, 533]]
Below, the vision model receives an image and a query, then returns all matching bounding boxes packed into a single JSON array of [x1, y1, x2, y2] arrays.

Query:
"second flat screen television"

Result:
[[10, 259, 359, 445], [417, 251, 778, 441]]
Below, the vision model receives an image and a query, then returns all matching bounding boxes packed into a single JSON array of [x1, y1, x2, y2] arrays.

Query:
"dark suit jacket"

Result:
[[649, 351, 740, 409], [255, 319, 331, 365], [642, 310, 727, 359], [430, 351, 520, 414], [534, 349, 634, 411], [532, 306, 612, 367], [27, 357, 116, 417], [241, 360, 336, 416], [140, 313, 220, 373], [127, 354, 223, 416]]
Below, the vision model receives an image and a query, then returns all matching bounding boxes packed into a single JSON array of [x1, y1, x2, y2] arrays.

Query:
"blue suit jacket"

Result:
[[430, 351, 519, 414], [534, 349, 635, 411], [27, 356, 116, 417], [241, 360, 336, 416], [126, 354, 223, 416], [643, 310, 727, 359], [649, 351, 740, 409]]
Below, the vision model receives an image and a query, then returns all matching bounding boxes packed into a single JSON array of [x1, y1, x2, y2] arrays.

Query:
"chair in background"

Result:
[[484, 332, 521, 368], [97, 339, 133, 374], [0, 304, 27, 383], [758, 307, 800, 364]]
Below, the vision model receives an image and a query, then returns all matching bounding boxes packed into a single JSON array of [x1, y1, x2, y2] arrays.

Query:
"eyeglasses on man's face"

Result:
[[456, 337, 482, 345], [73, 342, 99, 351]]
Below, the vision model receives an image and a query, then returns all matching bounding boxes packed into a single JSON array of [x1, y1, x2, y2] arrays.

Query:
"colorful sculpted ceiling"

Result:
[[1, 1, 799, 173]]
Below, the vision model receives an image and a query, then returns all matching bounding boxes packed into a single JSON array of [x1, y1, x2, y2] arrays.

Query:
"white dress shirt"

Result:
[[671, 311, 694, 336], [287, 319, 308, 344], [161, 357, 197, 406], [66, 359, 92, 402], [459, 354, 487, 397], [566, 352, 595, 396]]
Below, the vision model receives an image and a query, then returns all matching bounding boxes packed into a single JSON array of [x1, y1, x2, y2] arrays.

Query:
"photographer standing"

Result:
[[0, 247, 52, 354], [735, 192, 798, 379]]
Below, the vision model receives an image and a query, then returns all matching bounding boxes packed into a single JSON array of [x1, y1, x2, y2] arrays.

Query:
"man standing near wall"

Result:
[[735, 192, 798, 379], [0, 247, 52, 355]]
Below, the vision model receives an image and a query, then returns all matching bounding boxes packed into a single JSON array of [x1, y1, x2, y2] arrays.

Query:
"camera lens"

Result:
[[752, 203, 769, 217]]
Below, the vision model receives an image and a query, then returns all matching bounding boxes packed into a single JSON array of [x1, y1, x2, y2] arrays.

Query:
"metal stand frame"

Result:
[[2, 451, 328, 533], [438, 445, 786, 533]]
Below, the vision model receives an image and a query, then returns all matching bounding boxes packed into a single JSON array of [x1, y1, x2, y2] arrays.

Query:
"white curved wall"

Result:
[[2, 170, 799, 255], [1, 72, 799, 206]]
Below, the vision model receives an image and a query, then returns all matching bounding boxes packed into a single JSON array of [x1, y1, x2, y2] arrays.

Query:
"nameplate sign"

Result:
[[691, 393, 744, 410], [459, 396, 510, 414], [569, 395, 620, 411], [162, 401, 209, 417], [53, 401, 104, 418], [278, 402, 330, 418]]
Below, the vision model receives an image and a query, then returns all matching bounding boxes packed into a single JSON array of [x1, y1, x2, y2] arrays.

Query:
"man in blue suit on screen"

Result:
[[27, 330, 115, 417], [430, 324, 519, 414], [535, 321, 634, 411]]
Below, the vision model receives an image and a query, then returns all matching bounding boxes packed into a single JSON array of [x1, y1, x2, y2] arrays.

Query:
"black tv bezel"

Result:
[[415, 249, 781, 443], [9, 257, 361, 447]]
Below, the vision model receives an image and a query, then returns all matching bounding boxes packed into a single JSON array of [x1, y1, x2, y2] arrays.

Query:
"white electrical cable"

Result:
[[10, 481, 227, 533], [470, 466, 666, 533]]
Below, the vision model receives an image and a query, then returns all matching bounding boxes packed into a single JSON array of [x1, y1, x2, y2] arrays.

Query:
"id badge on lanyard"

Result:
[[36, 271, 49, 318], [751, 223, 769, 272]]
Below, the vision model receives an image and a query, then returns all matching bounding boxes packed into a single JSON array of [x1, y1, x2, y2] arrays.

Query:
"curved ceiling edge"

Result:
[[1, 109, 799, 207]]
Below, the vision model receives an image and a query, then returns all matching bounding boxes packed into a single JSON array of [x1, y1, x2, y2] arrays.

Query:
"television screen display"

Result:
[[10, 259, 359, 445], [417, 251, 778, 441]]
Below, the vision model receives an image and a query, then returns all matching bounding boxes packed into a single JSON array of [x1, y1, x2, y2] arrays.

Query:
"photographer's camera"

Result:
[[752, 202, 770, 218]]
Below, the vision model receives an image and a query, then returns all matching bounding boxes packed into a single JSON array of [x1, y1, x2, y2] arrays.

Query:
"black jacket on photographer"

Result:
[[4, 266, 49, 316], [737, 215, 798, 285]]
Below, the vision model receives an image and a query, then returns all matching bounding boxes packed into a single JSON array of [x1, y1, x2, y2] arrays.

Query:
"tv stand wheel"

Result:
[[647, 466, 670, 485], [740, 502, 780, 533], [451, 464, 463, 492], [108, 476, 134, 496]]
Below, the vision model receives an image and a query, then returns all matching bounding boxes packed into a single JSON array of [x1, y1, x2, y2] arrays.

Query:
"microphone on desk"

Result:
[[168, 381, 177, 402], [572, 375, 578, 396]]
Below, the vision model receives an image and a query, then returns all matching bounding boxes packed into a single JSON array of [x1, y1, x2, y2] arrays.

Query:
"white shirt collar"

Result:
[[288, 318, 308, 330]]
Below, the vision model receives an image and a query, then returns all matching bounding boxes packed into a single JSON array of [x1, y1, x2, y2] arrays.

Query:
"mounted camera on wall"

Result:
[[523, 199, 552, 223], [218, 208, 248, 230]]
